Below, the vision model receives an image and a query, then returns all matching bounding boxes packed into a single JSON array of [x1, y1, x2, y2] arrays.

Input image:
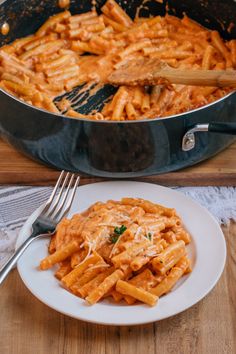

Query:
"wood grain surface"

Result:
[[1, 222, 235, 354], [1, 138, 236, 186]]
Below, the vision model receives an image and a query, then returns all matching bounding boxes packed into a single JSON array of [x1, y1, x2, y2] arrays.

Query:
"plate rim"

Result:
[[16, 181, 227, 325]]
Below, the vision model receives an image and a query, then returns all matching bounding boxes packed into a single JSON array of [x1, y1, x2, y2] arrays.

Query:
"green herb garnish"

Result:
[[114, 225, 127, 235], [110, 225, 127, 243], [110, 235, 119, 243], [146, 232, 152, 241]]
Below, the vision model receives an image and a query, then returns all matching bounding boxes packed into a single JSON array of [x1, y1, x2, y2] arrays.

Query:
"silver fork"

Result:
[[0, 170, 80, 285]]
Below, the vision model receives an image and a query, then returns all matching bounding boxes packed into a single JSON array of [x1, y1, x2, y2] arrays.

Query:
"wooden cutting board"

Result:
[[0, 138, 236, 186]]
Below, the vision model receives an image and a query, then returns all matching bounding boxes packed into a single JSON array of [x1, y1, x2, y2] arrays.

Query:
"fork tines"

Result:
[[42, 171, 80, 222]]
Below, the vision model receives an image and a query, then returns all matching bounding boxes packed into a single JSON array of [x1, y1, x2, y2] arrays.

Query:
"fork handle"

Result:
[[0, 233, 39, 285]]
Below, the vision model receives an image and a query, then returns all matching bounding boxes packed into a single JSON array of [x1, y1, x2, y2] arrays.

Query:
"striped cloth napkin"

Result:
[[0, 185, 236, 268]]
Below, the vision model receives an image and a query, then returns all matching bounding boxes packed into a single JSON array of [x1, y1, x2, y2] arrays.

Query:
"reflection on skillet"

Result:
[[0, 89, 64, 140], [88, 124, 155, 172], [78, 121, 172, 175]]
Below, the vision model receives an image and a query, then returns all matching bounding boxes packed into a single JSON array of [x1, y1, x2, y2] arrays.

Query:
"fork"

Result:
[[0, 171, 80, 285]]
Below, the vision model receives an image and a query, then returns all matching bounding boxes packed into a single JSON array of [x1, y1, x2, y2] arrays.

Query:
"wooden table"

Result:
[[1, 222, 235, 354], [1, 138, 236, 185], [1, 138, 236, 353]]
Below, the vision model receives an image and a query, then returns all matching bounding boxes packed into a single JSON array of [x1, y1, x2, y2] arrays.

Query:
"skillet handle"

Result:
[[182, 122, 236, 151], [209, 122, 236, 134]]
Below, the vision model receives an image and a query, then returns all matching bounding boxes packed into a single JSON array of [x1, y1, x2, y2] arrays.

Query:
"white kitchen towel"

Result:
[[0, 185, 236, 268]]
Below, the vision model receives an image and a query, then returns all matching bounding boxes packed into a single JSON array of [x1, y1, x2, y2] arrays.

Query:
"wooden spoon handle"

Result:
[[158, 69, 236, 87]]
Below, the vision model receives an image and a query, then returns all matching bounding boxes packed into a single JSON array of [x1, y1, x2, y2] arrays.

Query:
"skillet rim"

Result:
[[0, 87, 235, 124]]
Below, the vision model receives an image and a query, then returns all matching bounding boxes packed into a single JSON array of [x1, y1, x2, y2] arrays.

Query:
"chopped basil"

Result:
[[110, 235, 119, 243], [114, 225, 127, 235], [146, 232, 152, 241], [110, 225, 127, 243]]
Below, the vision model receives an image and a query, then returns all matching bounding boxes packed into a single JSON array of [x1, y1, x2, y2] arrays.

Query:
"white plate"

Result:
[[16, 181, 226, 325]]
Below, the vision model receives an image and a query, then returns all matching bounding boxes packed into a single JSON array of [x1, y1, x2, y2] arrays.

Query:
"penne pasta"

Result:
[[55, 260, 72, 280], [150, 85, 162, 105], [228, 40, 236, 67], [36, 11, 71, 36], [141, 93, 151, 113], [202, 45, 215, 70], [19, 40, 65, 61], [111, 290, 124, 302], [116, 280, 158, 306], [1, 0, 233, 121], [61, 252, 102, 287], [102, 14, 126, 32], [125, 102, 137, 120], [86, 269, 124, 304], [132, 87, 144, 109], [38, 197, 192, 307], [40, 240, 81, 270], [68, 11, 97, 24], [151, 256, 190, 296], [118, 40, 151, 59], [112, 239, 150, 268], [151, 240, 186, 274], [211, 31, 231, 63], [111, 86, 129, 120], [103, 0, 133, 27]]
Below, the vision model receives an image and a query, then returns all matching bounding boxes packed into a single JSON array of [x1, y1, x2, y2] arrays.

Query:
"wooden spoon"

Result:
[[108, 57, 236, 87]]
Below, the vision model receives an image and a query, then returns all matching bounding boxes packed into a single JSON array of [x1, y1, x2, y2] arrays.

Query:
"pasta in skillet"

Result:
[[0, 0, 235, 121], [39, 198, 192, 306]]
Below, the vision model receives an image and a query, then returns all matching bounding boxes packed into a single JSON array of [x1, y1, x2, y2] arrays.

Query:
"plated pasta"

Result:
[[39, 198, 192, 306], [0, 0, 235, 121]]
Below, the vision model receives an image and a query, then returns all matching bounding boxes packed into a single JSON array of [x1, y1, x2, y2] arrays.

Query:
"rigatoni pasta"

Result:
[[39, 197, 192, 307]]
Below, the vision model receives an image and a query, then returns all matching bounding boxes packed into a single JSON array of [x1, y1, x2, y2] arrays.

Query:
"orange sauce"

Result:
[[1, 22, 10, 36], [58, 0, 70, 9], [78, 54, 114, 84]]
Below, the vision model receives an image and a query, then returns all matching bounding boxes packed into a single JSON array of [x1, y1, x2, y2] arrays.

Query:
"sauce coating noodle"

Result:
[[39, 197, 192, 306]]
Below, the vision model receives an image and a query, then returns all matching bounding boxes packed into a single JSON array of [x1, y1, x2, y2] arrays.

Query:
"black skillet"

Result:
[[0, 0, 236, 177]]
